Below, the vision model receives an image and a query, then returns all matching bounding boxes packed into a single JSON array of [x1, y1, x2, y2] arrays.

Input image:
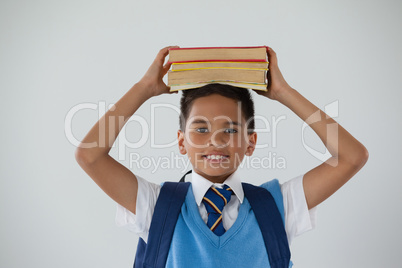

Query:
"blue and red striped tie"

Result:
[[202, 185, 233, 236]]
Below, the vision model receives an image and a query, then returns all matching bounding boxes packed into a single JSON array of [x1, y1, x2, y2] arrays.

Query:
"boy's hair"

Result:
[[179, 83, 255, 134]]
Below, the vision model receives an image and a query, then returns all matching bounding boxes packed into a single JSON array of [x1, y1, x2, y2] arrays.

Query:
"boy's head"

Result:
[[179, 83, 256, 134], [177, 83, 258, 183]]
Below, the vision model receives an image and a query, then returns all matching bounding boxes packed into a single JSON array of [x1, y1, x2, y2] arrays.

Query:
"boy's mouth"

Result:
[[202, 154, 229, 159], [202, 153, 230, 163]]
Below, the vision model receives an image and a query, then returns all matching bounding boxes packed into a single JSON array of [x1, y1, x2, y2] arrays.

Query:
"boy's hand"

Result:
[[254, 47, 292, 101], [138, 46, 179, 98]]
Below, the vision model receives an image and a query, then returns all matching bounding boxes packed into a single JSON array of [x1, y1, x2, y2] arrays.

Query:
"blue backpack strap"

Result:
[[134, 238, 146, 268], [134, 181, 191, 268], [242, 182, 291, 268]]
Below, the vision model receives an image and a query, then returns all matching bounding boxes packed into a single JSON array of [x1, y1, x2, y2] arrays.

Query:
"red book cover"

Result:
[[168, 46, 268, 50]]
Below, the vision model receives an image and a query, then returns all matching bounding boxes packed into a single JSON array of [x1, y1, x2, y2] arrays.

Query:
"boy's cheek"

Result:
[[185, 134, 247, 151], [228, 137, 242, 148], [185, 133, 204, 146]]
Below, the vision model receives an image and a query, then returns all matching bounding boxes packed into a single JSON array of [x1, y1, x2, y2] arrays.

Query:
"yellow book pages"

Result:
[[171, 67, 269, 71], [168, 69, 267, 84], [171, 61, 269, 71], [169, 82, 268, 92]]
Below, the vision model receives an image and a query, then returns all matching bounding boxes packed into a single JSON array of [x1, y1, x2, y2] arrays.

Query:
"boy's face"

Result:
[[177, 94, 257, 183]]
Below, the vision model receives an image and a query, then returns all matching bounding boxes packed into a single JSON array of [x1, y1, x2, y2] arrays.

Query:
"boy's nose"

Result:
[[207, 131, 229, 148]]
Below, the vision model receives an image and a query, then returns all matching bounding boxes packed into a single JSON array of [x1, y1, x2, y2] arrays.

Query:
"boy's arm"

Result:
[[75, 46, 178, 214], [256, 47, 369, 210]]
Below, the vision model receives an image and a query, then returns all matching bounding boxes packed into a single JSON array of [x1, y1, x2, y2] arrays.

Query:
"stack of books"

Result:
[[167, 46, 269, 91]]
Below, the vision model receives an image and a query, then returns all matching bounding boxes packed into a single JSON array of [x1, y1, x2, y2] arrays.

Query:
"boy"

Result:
[[75, 46, 369, 267]]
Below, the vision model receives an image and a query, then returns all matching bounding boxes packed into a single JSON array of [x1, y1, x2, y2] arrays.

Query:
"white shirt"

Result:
[[115, 169, 317, 245]]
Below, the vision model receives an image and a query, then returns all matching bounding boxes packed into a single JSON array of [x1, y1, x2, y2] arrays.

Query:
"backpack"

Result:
[[133, 170, 291, 268]]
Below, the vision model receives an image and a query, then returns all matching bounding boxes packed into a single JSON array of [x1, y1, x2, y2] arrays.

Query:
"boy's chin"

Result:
[[192, 157, 237, 176], [195, 165, 235, 177]]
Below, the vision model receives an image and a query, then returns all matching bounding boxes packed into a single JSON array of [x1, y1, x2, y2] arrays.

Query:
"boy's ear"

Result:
[[245, 132, 257, 156], [177, 130, 187, 155]]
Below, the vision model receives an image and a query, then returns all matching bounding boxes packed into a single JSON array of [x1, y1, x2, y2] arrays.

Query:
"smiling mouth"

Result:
[[202, 155, 229, 161]]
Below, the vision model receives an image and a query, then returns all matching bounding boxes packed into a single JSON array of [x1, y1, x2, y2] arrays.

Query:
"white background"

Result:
[[1, 0, 401, 267]]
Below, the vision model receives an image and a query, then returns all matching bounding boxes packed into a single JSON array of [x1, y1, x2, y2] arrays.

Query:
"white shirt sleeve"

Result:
[[115, 174, 161, 243], [281, 174, 317, 244]]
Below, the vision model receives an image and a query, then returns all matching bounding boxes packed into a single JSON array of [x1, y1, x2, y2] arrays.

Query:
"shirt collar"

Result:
[[191, 168, 244, 206]]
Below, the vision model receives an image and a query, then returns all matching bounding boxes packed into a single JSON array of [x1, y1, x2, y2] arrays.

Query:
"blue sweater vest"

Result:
[[164, 180, 293, 268]]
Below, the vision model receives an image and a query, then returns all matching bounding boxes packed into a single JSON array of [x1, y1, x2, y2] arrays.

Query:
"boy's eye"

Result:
[[224, 128, 238, 134], [195, 128, 238, 134], [196, 128, 209, 133]]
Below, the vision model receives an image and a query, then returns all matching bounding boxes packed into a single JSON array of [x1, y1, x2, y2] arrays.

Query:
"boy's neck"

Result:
[[193, 169, 235, 184]]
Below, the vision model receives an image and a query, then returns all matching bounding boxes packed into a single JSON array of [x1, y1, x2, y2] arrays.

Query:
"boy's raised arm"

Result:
[[75, 46, 178, 214], [255, 47, 369, 210]]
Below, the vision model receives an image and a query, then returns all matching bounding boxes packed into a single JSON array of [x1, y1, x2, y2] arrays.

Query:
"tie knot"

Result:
[[202, 185, 233, 215]]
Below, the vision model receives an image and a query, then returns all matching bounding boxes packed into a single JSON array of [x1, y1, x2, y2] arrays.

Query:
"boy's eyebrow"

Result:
[[190, 119, 209, 125], [223, 121, 241, 126], [189, 119, 241, 126]]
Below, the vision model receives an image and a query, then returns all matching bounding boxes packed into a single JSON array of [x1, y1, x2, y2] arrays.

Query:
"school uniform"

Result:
[[116, 169, 317, 266]]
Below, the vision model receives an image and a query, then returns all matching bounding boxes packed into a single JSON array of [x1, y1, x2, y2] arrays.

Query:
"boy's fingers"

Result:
[[156, 46, 180, 63], [154, 46, 179, 65], [167, 45, 180, 49], [162, 61, 172, 74], [267, 46, 278, 67], [154, 48, 169, 64]]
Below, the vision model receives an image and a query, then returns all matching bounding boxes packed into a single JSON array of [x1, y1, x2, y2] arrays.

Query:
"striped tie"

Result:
[[202, 185, 233, 236]]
